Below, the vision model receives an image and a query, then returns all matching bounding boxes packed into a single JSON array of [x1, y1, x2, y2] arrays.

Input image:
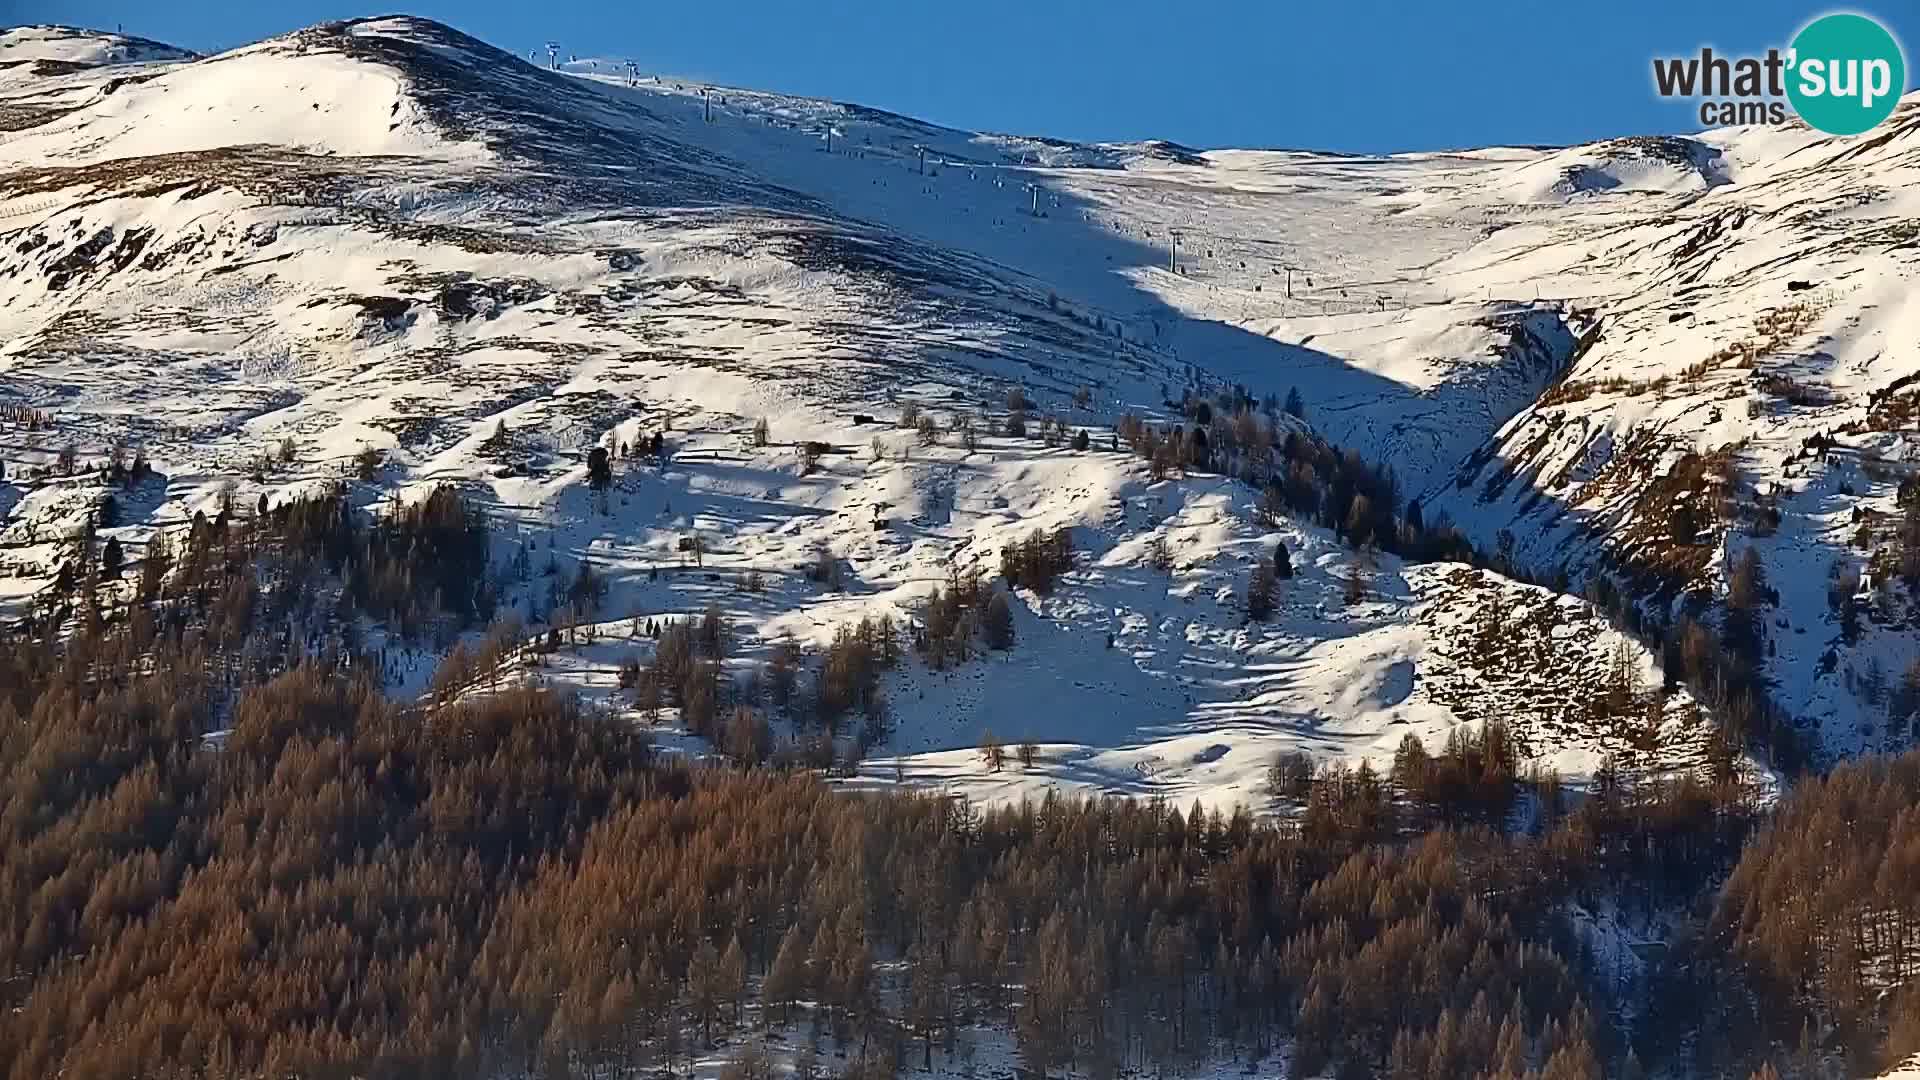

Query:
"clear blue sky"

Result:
[[13, 1, 1918, 152]]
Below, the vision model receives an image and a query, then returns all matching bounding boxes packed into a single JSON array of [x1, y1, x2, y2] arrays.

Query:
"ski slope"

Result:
[[5, 15, 1910, 807]]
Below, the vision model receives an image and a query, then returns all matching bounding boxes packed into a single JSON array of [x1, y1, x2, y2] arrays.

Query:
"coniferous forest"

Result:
[[4, 488, 1920, 1080]]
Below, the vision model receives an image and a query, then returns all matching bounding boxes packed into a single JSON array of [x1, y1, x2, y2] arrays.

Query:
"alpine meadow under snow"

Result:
[[5, 14, 1920, 1079]]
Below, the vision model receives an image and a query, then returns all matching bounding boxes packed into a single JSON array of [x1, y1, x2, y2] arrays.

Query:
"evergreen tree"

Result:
[[906, 940, 947, 1069], [983, 592, 1014, 650], [1248, 562, 1277, 621], [764, 923, 809, 1024], [587, 446, 613, 490], [721, 935, 748, 1024], [689, 938, 723, 1046]]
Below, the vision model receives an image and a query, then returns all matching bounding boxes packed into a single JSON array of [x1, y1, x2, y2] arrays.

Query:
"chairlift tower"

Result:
[[545, 41, 560, 70], [1023, 181, 1040, 217], [1168, 229, 1184, 274], [702, 87, 712, 122]]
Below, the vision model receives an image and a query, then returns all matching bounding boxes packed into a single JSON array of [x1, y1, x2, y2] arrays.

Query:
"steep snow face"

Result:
[[1, 13, 1895, 804]]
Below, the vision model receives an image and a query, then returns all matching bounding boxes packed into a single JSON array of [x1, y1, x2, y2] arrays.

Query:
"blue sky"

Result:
[[13, 1, 1918, 152]]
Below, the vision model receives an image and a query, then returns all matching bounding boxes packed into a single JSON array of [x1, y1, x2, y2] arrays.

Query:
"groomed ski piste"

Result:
[[8, 15, 1918, 817]]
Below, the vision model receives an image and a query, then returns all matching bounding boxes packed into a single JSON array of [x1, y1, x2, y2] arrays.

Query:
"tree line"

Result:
[[9, 402, 1920, 1080], [11, 562, 1918, 1080]]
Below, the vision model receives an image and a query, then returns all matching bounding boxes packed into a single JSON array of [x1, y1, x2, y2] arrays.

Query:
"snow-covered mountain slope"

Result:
[[0, 24, 191, 68], [1425, 103, 1920, 759], [0, 24, 194, 133], [2, 14, 1903, 804], [509, 441, 1721, 809]]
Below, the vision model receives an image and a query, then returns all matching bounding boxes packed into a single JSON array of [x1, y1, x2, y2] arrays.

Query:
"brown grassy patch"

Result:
[[1610, 447, 1741, 599], [1845, 388, 1920, 434], [1537, 301, 1825, 408]]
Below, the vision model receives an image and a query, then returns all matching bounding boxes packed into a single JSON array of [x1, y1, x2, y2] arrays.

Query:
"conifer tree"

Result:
[[983, 592, 1014, 650], [1248, 561, 1276, 621], [689, 938, 723, 1046], [765, 923, 809, 1025]]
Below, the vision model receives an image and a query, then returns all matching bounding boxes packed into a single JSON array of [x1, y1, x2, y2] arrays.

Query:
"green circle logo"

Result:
[[1787, 13, 1906, 135]]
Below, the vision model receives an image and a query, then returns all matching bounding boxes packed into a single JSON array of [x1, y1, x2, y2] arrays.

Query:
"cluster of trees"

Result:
[[261, 484, 496, 640], [1560, 449, 1831, 774], [806, 546, 844, 589], [1585, 555, 1808, 774], [892, 392, 1096, 457], [1266, 724, 1531, 842], [1270, 731, 1766, 913], [32, 483, 498, 703], [428, 616, 529, 705], [815, 616, 899, 745], [999, 527, 1073, 594], [1648, 749, 1920, 1075], [1389, 724, 1524, 826], [1105, 384, 1806, 786], [975, 729, 1041, 773], [1711, 752, 1920, 1064], [617, 429, 669, 465], [18, 387, 1920, 1080], [625, 608, 730, 737], [103, 443, 155, 490], [618, 610, 900, 770], [0, 659, 653, 1080], [587, 445, 614, 490], [0, 402, 52, 429], [584, 430, 678, 508], [1672, 543, 1814, 770], [11, 500, 1920, 1080], [544, 558, 609, 630], [915, 565, 1014, 663], [1892, 656, 1920, 743], [1113, 391, 1475, 579], [11, 609, 1867, 1080]]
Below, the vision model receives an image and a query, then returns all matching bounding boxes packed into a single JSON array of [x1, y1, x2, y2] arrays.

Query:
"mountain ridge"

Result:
[[2, 14, 1915, 803]]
